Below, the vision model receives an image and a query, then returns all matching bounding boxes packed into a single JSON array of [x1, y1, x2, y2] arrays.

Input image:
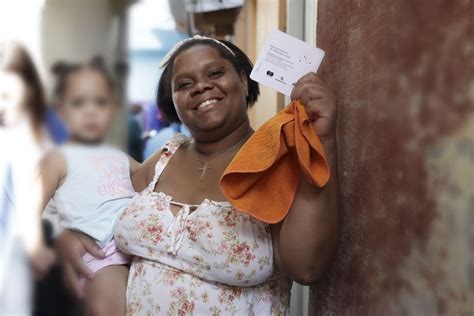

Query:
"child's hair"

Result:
[[51, 56, 114, 102]]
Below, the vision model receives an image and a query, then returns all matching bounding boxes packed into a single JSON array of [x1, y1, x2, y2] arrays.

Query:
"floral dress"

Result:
[[115, 134, 292, 315]]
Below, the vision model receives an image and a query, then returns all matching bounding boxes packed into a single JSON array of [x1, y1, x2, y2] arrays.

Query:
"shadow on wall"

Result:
[[311, 0, 474, 315]]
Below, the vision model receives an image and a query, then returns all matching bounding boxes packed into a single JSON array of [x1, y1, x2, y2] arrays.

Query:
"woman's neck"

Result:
[[193, 120, 253, 157]]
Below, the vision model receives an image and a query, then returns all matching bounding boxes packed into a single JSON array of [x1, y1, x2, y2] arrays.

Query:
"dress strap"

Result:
[[148, 133, 191, 191]]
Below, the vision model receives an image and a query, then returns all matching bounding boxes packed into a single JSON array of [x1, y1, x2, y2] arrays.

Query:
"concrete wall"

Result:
[[40, 0, 132, 145], [310, 0, 474, 315], [41, 0, 123, 97]]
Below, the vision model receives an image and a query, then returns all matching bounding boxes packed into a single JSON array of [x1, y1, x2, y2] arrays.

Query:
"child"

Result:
[[33, 57, 138, 315]]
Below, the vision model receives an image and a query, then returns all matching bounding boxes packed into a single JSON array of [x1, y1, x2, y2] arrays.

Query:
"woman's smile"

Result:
[[169, 45, 250, 136], [194, 97, 224, 112]]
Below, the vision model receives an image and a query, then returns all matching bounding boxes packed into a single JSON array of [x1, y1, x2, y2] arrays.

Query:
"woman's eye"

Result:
[[177, 82, 191, 90], [209, 70, 224, 78]]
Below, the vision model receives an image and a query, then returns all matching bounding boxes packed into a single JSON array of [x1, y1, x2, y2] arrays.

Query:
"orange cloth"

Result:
[[220, 100, 330, 224]]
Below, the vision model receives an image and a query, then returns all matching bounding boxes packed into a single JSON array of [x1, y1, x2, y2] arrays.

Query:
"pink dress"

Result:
[[115, 134, 291, 315]]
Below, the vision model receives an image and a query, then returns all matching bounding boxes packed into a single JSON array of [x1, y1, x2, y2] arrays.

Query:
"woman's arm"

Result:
[[271, 73, 340, 285]]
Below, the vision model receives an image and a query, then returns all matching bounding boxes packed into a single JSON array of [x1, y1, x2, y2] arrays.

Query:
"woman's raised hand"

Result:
[[290, 72, 337, 145], [55, 230, 105, 298]]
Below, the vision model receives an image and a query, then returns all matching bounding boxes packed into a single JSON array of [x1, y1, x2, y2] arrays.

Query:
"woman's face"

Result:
[[171, 45, 248, 139]]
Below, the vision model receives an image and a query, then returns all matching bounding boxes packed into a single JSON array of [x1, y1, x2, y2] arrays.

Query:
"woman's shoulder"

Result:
[[163, 132, 192, 151], [131, 147, 164, 192], [131, 133, 190, 192]]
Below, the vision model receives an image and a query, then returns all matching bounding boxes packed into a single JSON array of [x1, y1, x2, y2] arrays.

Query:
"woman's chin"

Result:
[[190, 113, 228, 131], [197, 122, 225, 133], [190, 118, 230, 136]]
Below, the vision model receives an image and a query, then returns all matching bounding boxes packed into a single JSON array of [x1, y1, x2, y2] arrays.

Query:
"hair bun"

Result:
[[90, 55, 105, 68], [51, 61, 70, 76]]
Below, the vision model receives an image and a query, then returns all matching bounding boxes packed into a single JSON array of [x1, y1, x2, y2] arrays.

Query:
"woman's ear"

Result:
[[239, 70, 249, 97]]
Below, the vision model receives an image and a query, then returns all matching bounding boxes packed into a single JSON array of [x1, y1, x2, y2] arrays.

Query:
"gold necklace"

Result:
[[193, 131, 252, 182]]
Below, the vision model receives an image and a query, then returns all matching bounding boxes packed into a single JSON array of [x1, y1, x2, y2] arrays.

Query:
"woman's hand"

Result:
[[55, 230, 105, 298], [291, 72, 337, 144]]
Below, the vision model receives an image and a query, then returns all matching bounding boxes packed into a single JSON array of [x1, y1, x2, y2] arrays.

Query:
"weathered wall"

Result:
[[311, 0, 474, 315]]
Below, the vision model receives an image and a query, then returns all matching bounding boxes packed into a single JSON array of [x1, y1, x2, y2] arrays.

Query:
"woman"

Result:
[[57, 37, 339, 315]]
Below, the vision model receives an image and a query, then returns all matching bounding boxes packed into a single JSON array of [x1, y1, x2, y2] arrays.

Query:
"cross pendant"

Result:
[[198, 163, 212, 181]]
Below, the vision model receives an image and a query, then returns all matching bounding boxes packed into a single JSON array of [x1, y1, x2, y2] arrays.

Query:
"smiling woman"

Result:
[[56, 36, 340, 315], [157, 38, 259, 129]]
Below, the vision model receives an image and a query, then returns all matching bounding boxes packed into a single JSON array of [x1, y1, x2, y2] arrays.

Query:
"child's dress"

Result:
[[53, 143, 135, 273]]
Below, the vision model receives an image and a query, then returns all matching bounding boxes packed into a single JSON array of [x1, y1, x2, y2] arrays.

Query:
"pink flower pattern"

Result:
[[115, 134, 291, 315]]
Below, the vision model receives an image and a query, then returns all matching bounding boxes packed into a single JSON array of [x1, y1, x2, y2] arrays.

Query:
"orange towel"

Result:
[[220, 100, 331, 224]]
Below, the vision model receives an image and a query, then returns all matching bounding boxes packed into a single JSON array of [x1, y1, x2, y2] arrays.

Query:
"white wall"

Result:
[[127, 52, 164, 102], [41, 0, 122, 97]]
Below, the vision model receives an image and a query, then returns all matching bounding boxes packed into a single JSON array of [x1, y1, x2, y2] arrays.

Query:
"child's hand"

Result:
[[30, 244, 56, 280]]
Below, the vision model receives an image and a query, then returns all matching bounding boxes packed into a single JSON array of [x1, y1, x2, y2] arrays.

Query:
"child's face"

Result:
[[59, 69, 115, 143]]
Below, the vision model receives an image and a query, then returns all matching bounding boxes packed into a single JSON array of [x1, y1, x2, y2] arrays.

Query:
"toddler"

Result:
[[33, 57, 138, 315]]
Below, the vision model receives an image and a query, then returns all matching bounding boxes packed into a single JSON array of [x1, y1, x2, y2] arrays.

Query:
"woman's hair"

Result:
[[0, 42, 47, 139], [157, 39, 259, 123], [51, 56, 114, 102]]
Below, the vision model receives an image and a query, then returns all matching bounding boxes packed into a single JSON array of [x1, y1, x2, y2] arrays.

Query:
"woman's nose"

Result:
[[190, 80, 213, 97]]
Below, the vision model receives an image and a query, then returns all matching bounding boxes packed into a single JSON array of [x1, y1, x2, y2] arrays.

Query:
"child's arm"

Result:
[[17, 149, 66, 278], [32, 149, 67, 237]]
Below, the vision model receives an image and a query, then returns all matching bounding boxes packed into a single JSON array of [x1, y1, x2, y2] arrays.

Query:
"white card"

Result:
[[250, 29, 325, 96]]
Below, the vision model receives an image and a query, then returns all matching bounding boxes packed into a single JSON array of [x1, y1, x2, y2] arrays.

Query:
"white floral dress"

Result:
[[115, 134, 291, 315]]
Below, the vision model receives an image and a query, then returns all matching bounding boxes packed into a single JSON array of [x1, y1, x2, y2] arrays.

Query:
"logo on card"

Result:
[[298, 55, 313, 65]]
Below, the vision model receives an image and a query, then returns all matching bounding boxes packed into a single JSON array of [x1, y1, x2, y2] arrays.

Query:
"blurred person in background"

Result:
[[127, 103, 144, 162], [142, 107, 190, 159], [0, 41, 56, 316]]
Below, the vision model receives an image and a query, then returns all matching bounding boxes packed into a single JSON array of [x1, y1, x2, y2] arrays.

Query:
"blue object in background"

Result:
[[45, 108, 69, 144], [143, 123, 190, 159]]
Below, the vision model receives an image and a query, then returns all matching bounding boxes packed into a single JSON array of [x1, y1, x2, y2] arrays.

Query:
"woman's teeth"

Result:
[[197, 98, 219, 110]]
